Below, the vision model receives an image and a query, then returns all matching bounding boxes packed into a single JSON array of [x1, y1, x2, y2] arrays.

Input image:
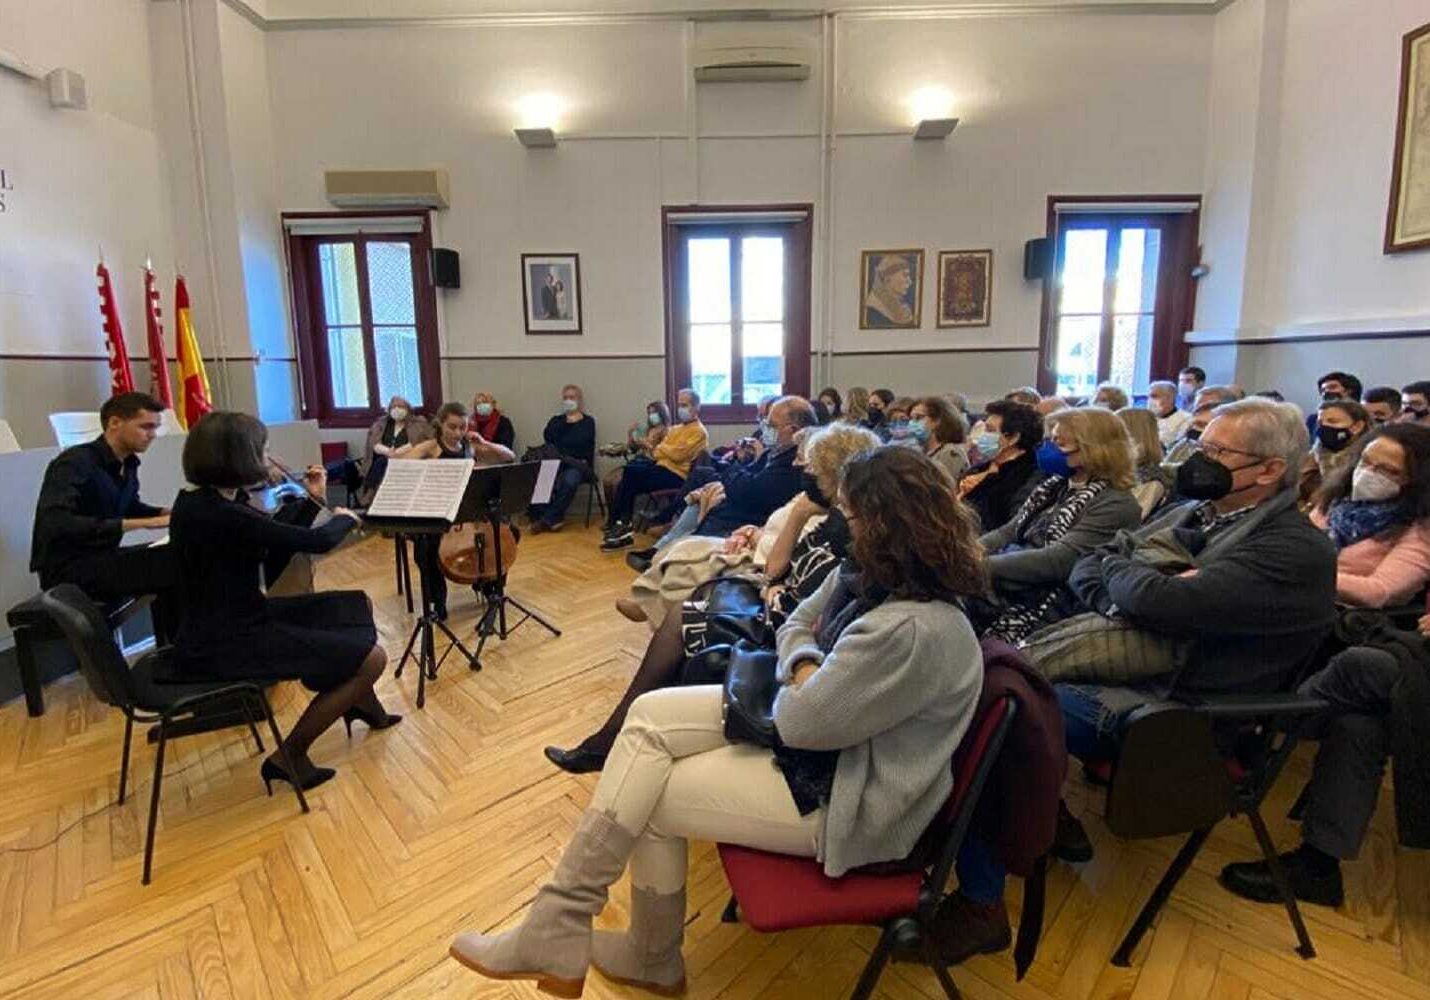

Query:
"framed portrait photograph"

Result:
[[521, 253, 582, 334], [1385, 21, 1430, 254], [936, 249, 993, 328], [858, 249, 923, 330]]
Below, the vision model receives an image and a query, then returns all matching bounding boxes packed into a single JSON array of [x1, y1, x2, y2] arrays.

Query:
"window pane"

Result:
[[318, 243, 361, 326], [742, 322, 784, 403], [326, 326, 370, 407], [368, 242, 416, 324], [1053, 315, 1101, 398], [741, 236, 784, 322], [690, 323, 731, 405], [1110, 314, 1155, 394], [1058, 229, 1108, 315], [1113, 228, 1161, 314], [375, 325, 423, 406], [688, 238, 731, 324]]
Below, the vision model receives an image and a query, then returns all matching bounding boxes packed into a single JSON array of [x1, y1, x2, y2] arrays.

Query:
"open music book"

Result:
[[366, 459, 475, 521]]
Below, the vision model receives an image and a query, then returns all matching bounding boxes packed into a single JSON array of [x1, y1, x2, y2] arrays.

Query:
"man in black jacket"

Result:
[[30, 392, 178, 624]]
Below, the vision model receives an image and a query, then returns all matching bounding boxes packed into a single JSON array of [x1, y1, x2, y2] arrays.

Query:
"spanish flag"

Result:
[[173, 276, 213, 429]]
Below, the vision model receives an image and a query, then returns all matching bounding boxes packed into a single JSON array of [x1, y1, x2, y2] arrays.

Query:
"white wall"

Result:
[[0, 0, 176, 447]]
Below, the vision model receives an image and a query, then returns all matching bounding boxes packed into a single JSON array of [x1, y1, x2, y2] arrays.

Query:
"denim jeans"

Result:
[[533, 462, 586, 527]]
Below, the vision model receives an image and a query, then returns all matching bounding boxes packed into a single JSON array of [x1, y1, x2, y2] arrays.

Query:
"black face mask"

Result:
[[1175, 451, 1235, 501], [801, 471, 829, 508], [1316, 425, 1355, 452]]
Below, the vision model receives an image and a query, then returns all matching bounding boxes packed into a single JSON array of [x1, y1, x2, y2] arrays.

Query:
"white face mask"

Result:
[[561, 398, 579, 413], [1351, 465, 1401, 503], [389, 407, 409, 421]]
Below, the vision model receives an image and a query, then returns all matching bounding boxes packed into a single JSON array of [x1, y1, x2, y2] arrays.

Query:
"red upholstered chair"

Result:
[[716, 695, 1017, 1000]]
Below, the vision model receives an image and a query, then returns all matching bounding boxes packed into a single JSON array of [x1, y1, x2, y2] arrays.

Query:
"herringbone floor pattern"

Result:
[[1, 526, 1426, 999]]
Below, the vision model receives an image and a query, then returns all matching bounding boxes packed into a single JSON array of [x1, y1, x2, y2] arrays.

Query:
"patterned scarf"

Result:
[[470, 407, 504, 442], [1325, 498, 1412, 550]]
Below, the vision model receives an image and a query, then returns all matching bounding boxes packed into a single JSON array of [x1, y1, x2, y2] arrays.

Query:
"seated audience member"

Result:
[[1034, 396, 1068, 418], [452, 446, 987, 995], [1091, 383, 1129, 411], [818, 386, 843, 422], [910, 395, 971, 483], [950, 399, 1337, 944], [1118, 406, 1173, 518], [844, 386, 872, 427], [469, 391, 516, 450], [1401, 380, 1430, 425], [1147, 379, 1192, 447], [960, 401, 1045, 532], [30, 392, 177, 630], [360, 395, 431, 504], [550, 424, 879, 770], [1221, 603, 1430, 908], [604, 400, 671, 504], [970, 407, 1141, 643], [1006, 386, 1042, 407], [529, 385, 598, 532], [1299, 399, 1371, 508], [1362, 386, 1402, 425], [615, 396, 817, 559], [403, 402, 516, 619], [868, 388, 895, 428], [603, 389, 709, 546], [1177, 365, 1207, 410], [171, 412, 400, 792], [1256, 389, 1287, 402], [1163, 400, 1219, 468], [1307, 370, 1364, 436], [1307, 423, 1430, 607], [881, 397, 916, 443]]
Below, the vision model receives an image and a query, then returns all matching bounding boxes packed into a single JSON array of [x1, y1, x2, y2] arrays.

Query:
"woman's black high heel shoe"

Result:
[[544, 744, 607, 774], [343, 706, 404, 738], [261, 758, 336, 794]]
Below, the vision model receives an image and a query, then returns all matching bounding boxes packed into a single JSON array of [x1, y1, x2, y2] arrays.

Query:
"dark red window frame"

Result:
[[284, 209, 443, 428], [661, 204, 813, 425]]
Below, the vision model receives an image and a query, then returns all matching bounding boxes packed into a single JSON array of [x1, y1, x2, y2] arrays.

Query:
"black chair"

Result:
[[579, 462, 608, 528], [7, 591, 150, 717], [39, 585, 309, 884], [1103, 666, 1330, 966]]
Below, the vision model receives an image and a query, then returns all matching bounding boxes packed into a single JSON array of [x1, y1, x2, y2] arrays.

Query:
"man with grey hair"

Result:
[[1147, 380, 1191, 448], [935, 399, 1337, 964]]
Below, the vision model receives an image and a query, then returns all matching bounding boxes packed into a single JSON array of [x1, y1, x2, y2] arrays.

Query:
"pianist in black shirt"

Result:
[[170, 411, 400, 792], [30, 392, 177, 627]]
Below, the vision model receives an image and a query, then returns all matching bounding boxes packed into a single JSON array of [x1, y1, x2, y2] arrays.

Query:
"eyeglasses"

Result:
[[1192, 439, 1263, 464]]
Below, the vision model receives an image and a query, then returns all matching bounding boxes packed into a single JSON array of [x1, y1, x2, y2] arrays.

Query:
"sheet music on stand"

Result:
[[367, 459, 474, 521]]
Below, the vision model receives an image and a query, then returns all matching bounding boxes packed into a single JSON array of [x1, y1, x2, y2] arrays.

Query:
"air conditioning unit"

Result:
[[693, 43, 811, 83], [324, 169, 450, 209]]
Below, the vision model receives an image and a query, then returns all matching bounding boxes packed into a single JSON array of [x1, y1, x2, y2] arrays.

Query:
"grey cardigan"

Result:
[[977, 480, 1142, 588], [772, 572, 984, 877]]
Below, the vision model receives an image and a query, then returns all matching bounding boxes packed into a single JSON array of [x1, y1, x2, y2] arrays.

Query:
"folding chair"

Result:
[[580, 463, 608, 528], [40, 585, 309, 884], [716, 696, 1017, 1000]]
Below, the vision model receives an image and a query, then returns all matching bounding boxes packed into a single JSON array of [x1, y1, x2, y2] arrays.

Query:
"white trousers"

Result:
[[590, 685, 823, 894]]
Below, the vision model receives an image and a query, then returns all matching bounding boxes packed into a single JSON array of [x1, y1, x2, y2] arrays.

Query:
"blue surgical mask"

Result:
[[677, 405, 693, 422], [474, 402, 493, 417], [1035, 439, 1074, 478], [908, 419, 931, 444], [647, 411, 662, 427], [760, 423, 779, 448], [888, 419, 910, 440], [974, 431, 1002, 456], [561, 398, 579, 413]]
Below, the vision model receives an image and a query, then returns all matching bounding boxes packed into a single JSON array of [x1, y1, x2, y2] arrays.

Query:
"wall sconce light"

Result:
[[913, 118, 958, 141], [515, 127, 557, 148], [514, 93, 562, 148]]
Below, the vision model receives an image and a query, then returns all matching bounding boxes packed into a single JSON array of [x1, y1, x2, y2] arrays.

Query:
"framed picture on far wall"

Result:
[[1386, 21, 1430, 253], [936, 249, 993, 328], [858, 249, 923, 330], [522, 253, 582, 334]]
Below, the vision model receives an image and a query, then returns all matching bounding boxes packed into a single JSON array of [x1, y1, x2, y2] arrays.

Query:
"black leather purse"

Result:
[[720, 640, 782, 749]]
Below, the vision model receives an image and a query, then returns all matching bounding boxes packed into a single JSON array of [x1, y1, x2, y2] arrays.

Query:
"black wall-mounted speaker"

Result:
[[432, 248, 461, 289], [1023, 237, 1052, 281]]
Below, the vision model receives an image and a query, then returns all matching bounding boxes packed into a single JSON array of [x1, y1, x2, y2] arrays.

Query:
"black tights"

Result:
[[577, 611, 686, 756]]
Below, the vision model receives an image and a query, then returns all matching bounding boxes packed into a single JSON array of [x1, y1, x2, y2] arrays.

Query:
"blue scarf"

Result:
[[1325, 498, 1411, 550]]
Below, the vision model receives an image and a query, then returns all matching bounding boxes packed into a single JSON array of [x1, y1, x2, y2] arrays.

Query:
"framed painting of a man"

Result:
[[1386, 21, 1430, 254], [858, 249, 923, 330], [936, 249, 993, 328], [522, 253, 582, 334]]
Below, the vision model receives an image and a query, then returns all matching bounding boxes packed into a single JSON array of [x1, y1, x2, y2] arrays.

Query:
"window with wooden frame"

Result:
[[283, 211, 442, 427], [661, 205, 813, 424], [1037, 196, 1201, 399]]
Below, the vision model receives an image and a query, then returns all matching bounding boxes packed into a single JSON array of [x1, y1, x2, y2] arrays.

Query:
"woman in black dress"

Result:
[[171, 412, 400, 791]]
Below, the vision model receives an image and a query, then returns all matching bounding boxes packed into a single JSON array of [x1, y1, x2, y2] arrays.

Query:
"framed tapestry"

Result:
[[936, 249, 993, 328], [1385, 21, 1430, 253]]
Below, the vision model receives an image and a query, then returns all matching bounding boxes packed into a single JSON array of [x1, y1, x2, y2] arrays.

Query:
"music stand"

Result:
[[460, 462, 562, 669]]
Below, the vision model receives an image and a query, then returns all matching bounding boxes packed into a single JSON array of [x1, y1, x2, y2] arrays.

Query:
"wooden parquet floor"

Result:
[[1, 526, 1427, 999]]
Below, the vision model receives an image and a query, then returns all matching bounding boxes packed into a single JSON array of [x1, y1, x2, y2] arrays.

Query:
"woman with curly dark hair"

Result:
[[451, 445, 987, 997]]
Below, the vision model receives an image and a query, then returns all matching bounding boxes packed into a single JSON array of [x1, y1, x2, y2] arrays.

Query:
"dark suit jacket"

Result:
[[697, 444, 803, 536]]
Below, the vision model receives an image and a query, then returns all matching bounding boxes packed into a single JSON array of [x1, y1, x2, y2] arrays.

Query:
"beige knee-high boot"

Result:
[[590, 885, 688, 996], [450, 810, 636, 998]]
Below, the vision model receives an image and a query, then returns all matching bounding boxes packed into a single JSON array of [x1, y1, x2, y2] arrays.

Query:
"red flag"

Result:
[[97, 261, 134, 396], [143, 264, 173, 410], [174, 276, 212, 429]]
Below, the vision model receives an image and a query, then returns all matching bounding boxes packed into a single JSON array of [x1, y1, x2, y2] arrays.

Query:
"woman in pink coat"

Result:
[[1309, 423, 1430, 608]]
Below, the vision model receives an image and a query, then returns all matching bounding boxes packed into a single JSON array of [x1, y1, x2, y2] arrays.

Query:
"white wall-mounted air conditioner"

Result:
[[693, 43, 811, 83], [324, 169, 450, 209]]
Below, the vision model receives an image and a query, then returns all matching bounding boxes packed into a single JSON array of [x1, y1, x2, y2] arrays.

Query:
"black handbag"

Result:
[[721, 640, 782, 749]]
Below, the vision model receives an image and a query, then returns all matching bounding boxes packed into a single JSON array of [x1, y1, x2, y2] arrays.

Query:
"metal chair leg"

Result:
[[118, 714, 134, 805], [258, 691, 309, 814], [921, 933, 962, 1000], [142, 721, 168, 885], [239, 693, 265, 754], [1247, 808, 1316, 959], [1112, 826, 1212, 966], [849, 924, 897, 1000]]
